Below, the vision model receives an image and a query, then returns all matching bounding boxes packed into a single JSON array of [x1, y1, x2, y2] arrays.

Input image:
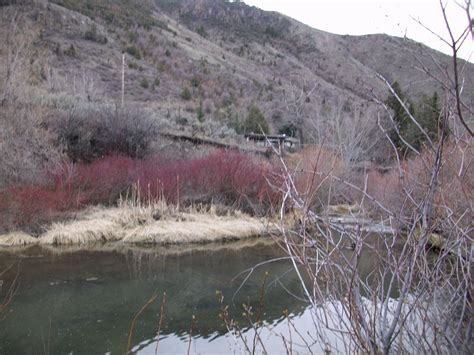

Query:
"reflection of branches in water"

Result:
[[231, 256, 292, 302], [155, 292, 167, 355], [0, 263, 20, 319], [126, 292, 159, 355], [269, 266, 309, 303]]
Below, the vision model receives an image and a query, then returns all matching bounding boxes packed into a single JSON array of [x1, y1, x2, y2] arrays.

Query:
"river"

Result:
[[0, 237, 398, 354]]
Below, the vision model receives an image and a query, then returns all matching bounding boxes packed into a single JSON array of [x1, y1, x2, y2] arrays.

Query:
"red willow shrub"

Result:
[[0, 150, 280, 233], [136, 150, 280, 212], [0, 185, 76, 233]]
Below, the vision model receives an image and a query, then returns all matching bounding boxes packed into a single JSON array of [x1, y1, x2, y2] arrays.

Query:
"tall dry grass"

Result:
[[37, 201, 270, 246]]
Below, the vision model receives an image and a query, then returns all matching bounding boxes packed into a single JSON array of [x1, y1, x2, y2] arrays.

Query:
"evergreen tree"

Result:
[[417, 92, 443, 142], [243, 106, 269, 134], [196, 102, 205, 122], [386, 81, 416, 152], [387, 82, 444, 155]]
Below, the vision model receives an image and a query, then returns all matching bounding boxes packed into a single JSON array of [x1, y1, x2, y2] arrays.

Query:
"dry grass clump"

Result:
[[35, 202, 269, 246], [0, 232, 38, 246], [82, 203, 156, 229], [122, 214, 266, 244], [39, 219, 121, 245], [326, 204, 360, 216]]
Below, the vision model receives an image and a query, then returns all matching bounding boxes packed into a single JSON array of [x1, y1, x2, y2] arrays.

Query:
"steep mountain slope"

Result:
[[1, 0, 472, 162]]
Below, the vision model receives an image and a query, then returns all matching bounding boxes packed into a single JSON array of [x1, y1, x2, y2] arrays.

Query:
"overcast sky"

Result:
[[243, 0, 473, 62]]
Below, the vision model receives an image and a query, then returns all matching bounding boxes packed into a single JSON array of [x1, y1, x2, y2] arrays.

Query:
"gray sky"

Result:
[[243, 0, 473, 62]]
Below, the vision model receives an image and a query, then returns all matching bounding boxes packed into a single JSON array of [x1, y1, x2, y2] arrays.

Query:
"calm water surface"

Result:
[[0, 240, 313, 354], [0, 238, 390, 354]]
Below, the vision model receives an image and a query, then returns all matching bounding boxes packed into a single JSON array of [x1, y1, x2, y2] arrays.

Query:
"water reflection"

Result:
[[0, 240, 308, 354], [0, 238, 394, 354]]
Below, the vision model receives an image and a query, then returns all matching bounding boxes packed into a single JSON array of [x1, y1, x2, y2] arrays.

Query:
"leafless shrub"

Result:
[[0, 105, 61, 186], [284, 146, 354, 210], [51, 104, 160, 162], [0, 8, 39, 106], [263, 2, 473, 354]]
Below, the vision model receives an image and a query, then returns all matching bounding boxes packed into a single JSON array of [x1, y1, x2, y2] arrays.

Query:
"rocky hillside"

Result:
[[1, 0, 473, 163]]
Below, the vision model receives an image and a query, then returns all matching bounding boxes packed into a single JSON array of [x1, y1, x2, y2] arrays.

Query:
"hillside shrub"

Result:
[[181, 87, 192, 100], [65, 44, 76, 57], [196, 102, 205, 122], [125, 46, 141, 60], [52, 105, 158, 162], [128, 61, 139, 70], [140, 77, 149, 89], [191, 75, 201, 88], [242, 105, 269, 134], [84, 24, 107, 44]]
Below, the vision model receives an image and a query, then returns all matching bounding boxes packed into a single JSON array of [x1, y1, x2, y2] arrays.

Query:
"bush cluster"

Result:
[[125, 46, 141, 60], [0, 151, 280, 233], [180, 87, 192, 101], [0, 106, 61, 187], [366, 141, 472, 229], [51, 105, 159, 162], [84, 25, 107, 44]]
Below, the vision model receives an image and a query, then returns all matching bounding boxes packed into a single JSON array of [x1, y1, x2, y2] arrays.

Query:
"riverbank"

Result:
[[0, 202, 275, 247]]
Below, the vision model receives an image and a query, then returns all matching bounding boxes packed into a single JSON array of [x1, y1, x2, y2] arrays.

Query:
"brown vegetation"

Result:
[[1, 203, 271, 246]]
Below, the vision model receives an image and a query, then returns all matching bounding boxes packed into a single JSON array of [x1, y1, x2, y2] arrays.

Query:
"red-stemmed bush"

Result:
[[0, 150, 280, 233]]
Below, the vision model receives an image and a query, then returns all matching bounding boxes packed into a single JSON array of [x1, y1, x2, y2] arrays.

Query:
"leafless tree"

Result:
[[262, 1, 473, 354], [283, 78, 317, 145], [0, 9, 37, 106]]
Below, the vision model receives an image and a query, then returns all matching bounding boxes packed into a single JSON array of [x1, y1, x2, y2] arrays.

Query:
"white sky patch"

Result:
[[243, 0, 473, 62]]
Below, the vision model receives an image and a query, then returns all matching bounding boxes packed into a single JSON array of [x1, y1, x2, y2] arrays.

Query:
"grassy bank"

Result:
[[0, 142, 470, 247], [0, 201, 275, 247], [0, 150, 280, 235]]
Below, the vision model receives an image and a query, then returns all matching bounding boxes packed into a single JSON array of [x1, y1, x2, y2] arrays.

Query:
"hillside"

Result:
[[1, 0, 473, 168]]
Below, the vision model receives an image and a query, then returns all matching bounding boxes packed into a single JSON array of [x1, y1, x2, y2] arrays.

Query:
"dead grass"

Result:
[[39, 218, 122, 245], [35, 202, 271, 246], [327, 204, 360, 216], [0, 232, 38, 247], [122, 213, 267, 244]]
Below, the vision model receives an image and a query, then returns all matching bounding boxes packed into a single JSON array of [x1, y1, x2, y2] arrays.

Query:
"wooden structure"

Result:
[[244, 133, 298, 153]]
